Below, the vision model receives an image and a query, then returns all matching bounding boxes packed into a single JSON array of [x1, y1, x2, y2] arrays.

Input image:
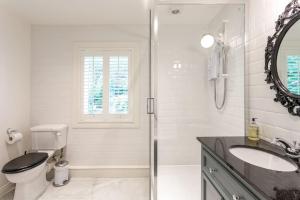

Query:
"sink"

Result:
[[229, 146, 298, 172]]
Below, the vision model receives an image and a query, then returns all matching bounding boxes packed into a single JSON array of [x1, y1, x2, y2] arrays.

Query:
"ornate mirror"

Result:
[[265, 0, 300, 116]]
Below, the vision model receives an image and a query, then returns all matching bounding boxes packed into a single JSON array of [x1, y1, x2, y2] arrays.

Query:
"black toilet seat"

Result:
[[2, 152, 48, 174]]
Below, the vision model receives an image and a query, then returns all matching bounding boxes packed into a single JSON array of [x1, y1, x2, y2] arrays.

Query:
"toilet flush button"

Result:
[[56, 132, 62, 136]]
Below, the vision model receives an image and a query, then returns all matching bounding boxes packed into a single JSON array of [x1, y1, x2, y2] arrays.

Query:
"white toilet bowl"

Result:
[[2, 153, 50, 200], [6, 162, 47, 200], [2, 124, 68, 200]]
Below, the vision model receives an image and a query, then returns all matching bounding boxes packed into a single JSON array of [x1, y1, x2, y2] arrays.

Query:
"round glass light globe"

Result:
[[201, 34, 215, 48]]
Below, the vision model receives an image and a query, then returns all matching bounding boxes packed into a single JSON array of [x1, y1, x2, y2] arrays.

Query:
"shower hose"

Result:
[[214, 44, 228, 110]]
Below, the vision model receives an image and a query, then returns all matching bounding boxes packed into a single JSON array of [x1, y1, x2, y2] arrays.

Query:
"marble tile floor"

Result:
[[1, 165, 201, 200], [157, 165, 202, 200], [1, 178, 149, 200]]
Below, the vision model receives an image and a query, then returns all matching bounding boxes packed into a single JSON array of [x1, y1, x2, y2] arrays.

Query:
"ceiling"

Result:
[[157, 4, 224, 25], [0, 0, 151, 25], [0, 0, 225, 25]]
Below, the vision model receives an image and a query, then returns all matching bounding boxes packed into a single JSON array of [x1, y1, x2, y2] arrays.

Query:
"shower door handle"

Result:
[[147, 98, 155, 114]]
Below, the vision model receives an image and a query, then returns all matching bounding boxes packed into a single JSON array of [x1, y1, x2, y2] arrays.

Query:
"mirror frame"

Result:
[[265, 0, 300, 117]]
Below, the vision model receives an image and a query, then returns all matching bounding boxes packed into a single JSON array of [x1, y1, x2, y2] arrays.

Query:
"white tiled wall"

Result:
[[156, 24, 209, 165], [31, 26, 150, 167], [246, 0, 300, 142], [155, 5, 245, 166], [208, 4, 245, 137]]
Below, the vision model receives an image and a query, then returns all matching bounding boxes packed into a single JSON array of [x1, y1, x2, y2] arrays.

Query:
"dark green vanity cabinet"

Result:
[[198, 137, 300, 200], [201, 147, 264, 200]]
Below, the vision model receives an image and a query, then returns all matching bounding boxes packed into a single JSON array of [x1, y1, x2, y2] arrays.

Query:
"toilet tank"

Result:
[[31, 124, 68, 150]]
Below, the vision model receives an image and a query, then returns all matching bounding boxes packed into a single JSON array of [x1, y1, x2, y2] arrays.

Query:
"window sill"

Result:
[[72, 121, 139, 129]]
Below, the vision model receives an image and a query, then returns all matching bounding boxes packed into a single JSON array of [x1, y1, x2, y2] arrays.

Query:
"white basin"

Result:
[[229, 146, 298, 172]]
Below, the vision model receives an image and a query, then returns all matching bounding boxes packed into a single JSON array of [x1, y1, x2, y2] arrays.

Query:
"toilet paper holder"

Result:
[[7, 128, 18, 141]]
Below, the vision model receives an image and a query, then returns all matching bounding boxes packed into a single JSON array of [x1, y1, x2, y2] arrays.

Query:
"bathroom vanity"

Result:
[[198, 137, 300, 200]]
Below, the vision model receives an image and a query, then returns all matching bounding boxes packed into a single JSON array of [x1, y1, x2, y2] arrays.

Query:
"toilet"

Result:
[[2, 124, 68, 200]]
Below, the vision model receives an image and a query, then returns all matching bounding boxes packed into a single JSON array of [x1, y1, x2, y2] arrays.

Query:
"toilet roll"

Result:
[[6, 132, 23, 144]]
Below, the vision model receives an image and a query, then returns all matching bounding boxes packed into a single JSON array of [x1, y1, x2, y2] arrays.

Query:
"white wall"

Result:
[[31, 25, 150, 167], [246, 0, 300, 142], [0, 8, 31, 194]]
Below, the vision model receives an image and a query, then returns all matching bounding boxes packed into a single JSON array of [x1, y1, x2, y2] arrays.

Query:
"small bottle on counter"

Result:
[[248, 118, 260, 141]]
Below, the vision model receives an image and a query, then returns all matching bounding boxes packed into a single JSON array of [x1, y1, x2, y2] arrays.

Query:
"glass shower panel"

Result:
[[152, 4, 245, 200]]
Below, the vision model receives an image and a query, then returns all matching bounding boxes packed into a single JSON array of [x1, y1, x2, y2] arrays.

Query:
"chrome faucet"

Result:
[[273, 138, 300, 160]]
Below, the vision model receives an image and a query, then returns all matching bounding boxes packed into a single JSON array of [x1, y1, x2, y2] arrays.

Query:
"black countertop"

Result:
[[197, 137, 300, 200]]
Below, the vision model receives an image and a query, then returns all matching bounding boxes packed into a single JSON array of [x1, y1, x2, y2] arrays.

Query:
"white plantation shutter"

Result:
[[83, 56, 103, 115], [109, 56, 129, 114], [74, 43, 139, 128]]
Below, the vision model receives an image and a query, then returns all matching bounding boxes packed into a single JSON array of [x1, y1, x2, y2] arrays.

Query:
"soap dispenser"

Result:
[[248, 118, 259, 141]]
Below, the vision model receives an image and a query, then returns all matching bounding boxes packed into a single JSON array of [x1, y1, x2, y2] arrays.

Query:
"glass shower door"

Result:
[[151, 3, 245, 200]]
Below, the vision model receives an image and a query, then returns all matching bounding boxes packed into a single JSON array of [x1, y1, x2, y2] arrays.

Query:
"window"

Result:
[[73, 43, 139, 128], [109, 56, 129, 114], [287, 56, 300, 95], [83, 56, 104, 115]]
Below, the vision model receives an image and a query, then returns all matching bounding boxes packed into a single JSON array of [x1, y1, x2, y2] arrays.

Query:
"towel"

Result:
[[208, 42, 224, 81]]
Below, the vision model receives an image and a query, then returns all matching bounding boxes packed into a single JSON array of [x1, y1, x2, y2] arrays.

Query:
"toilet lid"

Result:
[[2, 153, 48, 174]]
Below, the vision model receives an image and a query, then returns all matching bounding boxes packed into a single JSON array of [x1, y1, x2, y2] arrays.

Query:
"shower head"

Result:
[[168, 6, 183, 15], [201, 20, 229, 49], [171, 9, 181, 15]]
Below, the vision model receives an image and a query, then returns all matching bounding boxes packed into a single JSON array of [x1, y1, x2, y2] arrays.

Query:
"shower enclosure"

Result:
[[149, 3, 245, 200]]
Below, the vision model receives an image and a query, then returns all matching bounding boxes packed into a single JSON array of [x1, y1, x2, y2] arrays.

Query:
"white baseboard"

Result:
[[69, 165, 149, 178], [0, 182, 14, 197]]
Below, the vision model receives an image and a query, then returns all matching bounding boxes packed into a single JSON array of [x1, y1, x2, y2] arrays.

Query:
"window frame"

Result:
[[73, 42, 140, 129]]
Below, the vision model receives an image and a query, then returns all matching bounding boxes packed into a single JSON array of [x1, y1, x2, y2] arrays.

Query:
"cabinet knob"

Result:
[[209, 168, 217, 174], [232, 194, 240, 200]]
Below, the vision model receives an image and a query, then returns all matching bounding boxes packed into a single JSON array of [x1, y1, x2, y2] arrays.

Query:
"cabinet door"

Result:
[[202, 173, 224, 200], [202, 149, 259, 200]]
